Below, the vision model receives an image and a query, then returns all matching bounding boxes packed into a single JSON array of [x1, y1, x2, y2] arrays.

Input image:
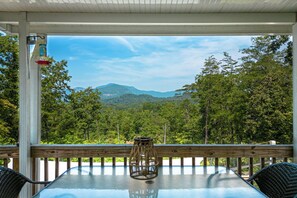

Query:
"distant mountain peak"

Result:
[[100, 83, 120, 87], [73, 83, 181, 100], [94, 83, 176, 100]]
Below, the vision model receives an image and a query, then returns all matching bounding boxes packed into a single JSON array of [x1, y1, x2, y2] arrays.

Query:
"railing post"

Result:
[[192, 157, 195, 166], [249, 158, 253, 177], [260, 158, 265, 169], [67, 158, 71, 169], [237, 157, 242, 176], [169, 157, 172, 166], [203, 157, 207, 166], [226, 158, 230, 169], [55, 158, 59, 178], [44, 158, 48, 182], [13, 158, 19, 171], [158, 157, 163, 166], [269, 140, 276, 164], [124, 157, 127, 166], [215, 158, 219, 167], [112, 157, 116, 166], [89, 157, 93, 166]]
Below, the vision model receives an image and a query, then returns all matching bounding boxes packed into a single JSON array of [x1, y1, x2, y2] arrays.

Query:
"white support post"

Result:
[[30, 35, 44, 187], [30, 45, 40, 144], [19, 12, 32, 197], [293, 23, 297, 163]]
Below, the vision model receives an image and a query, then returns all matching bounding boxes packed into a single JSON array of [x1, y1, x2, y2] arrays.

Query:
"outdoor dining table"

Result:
[[33, 165, 267, 198]]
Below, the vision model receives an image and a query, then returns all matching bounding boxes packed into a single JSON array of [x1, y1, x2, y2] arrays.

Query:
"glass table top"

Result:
[[33, 166, 267, 198]]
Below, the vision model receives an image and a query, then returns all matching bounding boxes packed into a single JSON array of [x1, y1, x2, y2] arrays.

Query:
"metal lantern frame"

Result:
[[129, 137, 159, 180]]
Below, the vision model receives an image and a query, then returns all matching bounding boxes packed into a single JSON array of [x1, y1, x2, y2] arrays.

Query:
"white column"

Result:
[[19, 12, 31, 197], [30, 58, 40, 141], [293, 23, 297, 163], [30, 36, 44, 145], [30, 35, 45, 185]]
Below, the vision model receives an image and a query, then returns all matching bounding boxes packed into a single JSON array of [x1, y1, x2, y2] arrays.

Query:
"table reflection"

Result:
[[33, 166, 266, 198]]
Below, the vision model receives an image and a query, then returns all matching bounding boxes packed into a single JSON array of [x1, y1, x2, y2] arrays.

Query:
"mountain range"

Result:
[[73, 83, 186, 106], [75, 83, 179, 100]]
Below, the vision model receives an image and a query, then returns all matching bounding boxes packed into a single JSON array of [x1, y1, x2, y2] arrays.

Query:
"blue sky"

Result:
[[47, 36, 253, 92]]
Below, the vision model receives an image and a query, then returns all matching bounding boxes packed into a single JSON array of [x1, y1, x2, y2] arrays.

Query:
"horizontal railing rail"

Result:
[[30, 144, 293, 158], [1, 144, 292, 158], [0, 145, 19, 170], [0, 144, 293, 183], [0, 145, 18, 158]]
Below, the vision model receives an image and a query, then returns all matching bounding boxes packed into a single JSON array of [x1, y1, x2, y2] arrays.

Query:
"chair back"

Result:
[[0, 166, 29, 198], [250, 162, 297, 198]]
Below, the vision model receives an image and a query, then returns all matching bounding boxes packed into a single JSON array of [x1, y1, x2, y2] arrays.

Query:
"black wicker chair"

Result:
[[0, 166, 50, 198], [247, 162, 297, 198]]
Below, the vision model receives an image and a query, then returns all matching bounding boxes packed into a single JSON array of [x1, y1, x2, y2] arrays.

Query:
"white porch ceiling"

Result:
[[1, 0, 297, 13], [0, 0, 297, 35]]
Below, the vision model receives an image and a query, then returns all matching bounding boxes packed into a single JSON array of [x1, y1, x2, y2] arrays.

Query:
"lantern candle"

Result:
[[129, 137, 158, 180]]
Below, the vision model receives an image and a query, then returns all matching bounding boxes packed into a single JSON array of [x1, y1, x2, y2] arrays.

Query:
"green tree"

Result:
[[240, 36, 292, 143], [187, 56, 223, 143], [184, 36, 292, 144], [241, 35, 292, 66], [41, 58, 72, 142], [116, 110, 135, 142], [176, 99, 200, 144], [69, 87, 101, 141], [219, 52, 246, 143], [0, 99, 17, 143], [0, 35, 19, 143]]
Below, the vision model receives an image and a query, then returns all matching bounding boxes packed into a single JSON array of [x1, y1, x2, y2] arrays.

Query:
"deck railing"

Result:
[[0, 144, 293, 181]]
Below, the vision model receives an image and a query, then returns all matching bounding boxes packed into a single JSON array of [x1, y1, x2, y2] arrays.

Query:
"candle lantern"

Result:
[[129, 137, 158, 180]]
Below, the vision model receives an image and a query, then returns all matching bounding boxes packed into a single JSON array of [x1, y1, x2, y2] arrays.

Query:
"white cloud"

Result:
[[60, 36, 139, 53], [113, 36, 137, 52], [68, 36, 253, 91], [69, 44, 98, 57], [68, 56, 78, 61]]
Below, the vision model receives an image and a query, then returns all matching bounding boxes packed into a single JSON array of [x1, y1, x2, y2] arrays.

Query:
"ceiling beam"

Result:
[[1, 12, 295, 35], [9, 24, 292, 35], [0, 12, 22, 23], [0, 12, 296, 25]]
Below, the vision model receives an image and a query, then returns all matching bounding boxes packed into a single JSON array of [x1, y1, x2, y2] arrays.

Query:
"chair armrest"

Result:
[[246, 170, 259, 183], [246, 177, 253, 182], [29, 180, 51, 185]]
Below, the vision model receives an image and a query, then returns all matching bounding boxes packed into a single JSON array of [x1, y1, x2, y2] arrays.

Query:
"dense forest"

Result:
[[0, 35, 293, 145]]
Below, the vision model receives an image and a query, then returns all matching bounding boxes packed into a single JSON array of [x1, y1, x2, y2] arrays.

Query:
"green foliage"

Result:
[[0, 35, 19, 144], [41, 63, 103, 143], [69, 87, 101, 141], [240, 36, 292, 143], [41, 58, 72, 142], [184, 35, 292, 144], [0, 35, 293, 145], [0, 99, 16, 144]]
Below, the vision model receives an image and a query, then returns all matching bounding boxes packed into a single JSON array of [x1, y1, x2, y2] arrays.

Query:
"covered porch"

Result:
[[0, 1, 297, 197]]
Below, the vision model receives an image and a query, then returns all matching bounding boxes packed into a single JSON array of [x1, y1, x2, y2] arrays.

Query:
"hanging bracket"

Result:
[[26, 35, 46, 45]]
